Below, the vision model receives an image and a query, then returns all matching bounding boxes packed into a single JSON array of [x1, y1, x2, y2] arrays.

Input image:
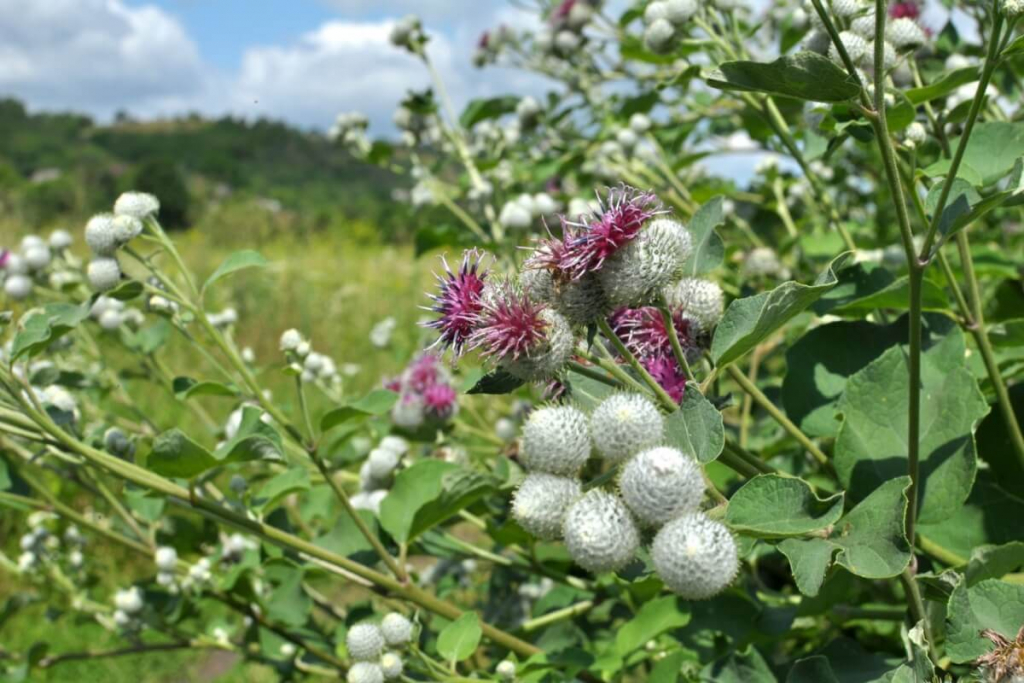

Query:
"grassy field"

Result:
[[0, 219, 453, 681]]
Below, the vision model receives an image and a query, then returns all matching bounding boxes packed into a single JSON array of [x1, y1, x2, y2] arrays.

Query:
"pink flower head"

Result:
[[643, 355, 687, 403], [470, 285, 549, 361], [609, 306, 696, 359], [478, 31, 490, 49], [551, 0, 577, 23], [383, 376, 403, 393], [423, 383, 458, 420], [425, 250, 489, 356], [404, 352, 442, 393], [552, 185, 663, 280], [889, 1, 920, 19], [0, 250, 9, 269]]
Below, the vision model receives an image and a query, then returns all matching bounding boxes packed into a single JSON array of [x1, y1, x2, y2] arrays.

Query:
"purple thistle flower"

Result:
[[403, 352, 442, 393], [424, 250, 488, 356], [550, 0, 578, 23], [423, 383, 458, 420], [609, 306, 696, 359], [383, 376, 402, 393], [889, 1, 920, 19], [0, 249, 9, 269], [470, 285, 549, 362], [643, 355, 687, 404], [544, 185, 663, 281]]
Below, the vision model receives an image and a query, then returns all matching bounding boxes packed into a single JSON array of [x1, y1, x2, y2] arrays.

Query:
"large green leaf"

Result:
[[711, 253, 849, 366], [946, 577, 1024, 663], [834, 326, 989, 525], [965, 542, 1024, 586], [615, 596, 691, 656], [726, 475, 844, 538], [813, 263, 950, 315], [408, 469, 498, 541], [11, 303, 89, 360], [918, 472, 1024, 560], [172, 377, 239, 400], [202, 250, 267, 293], [905, 66, 979, 105], [436, 612, 482, 663], [663, 383, 724, 464], [378, 460, 456, 543], [147, 429, 218, 478], [681, 197, 725, 276], [264, 561, 311, 627], [214, 407, 283, 465], [778, 538, 835, 597], [253, 468, 310, 515], [925, 163, 1024, 246], [831, 477, 912, 579], [700, 646, 777, 682], [930, 121, 1024, 185], [782, 315, 955, 438], [566, 369, 617, 413], [786, 656, 839, 683], [320, 390, 398, 432], [707, 53, 861, 102], [459, 96, 520, 129], [315, 508, 380, 564]]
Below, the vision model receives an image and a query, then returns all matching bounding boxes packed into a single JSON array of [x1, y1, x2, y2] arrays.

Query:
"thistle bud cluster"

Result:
[[499, 192, 560, 231], [329, 111, 371, 156], [90, 295, 144, 332], [278, 328, 340, 388], [534, 0, 596, 58], [352, 434, 408, 514], [83, 191, 158, 292], [643, 0, 698, 54], [509, 392, 736, 597], [384, 353, 458, 429], [345, 613, 413, 682], [473, 26, 518, 67], [389, 14, 426, 53], [2, 231, 77, 301], [16, 512, 82, 575]]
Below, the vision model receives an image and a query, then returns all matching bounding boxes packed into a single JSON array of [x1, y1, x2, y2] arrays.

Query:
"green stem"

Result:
[[596, 318, 677, 410], [520, 601, 594, 633], [566, 360, 623, 389], [724, 365, 830, 468], [657, 304, 694, 382], [900, 568, 939, 665], [919, 7, 1004, 260]]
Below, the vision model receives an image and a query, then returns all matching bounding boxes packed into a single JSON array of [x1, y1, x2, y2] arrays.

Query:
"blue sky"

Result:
[[0, 0, 545, 134]]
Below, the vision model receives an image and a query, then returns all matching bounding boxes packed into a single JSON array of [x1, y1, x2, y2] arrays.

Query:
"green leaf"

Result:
[[918, 472, 1024, 560], [459, 96, 519, 129], [104, 280, 144, 301], [123, 319, 171, 354], [707, 52, 860, 102], [214, 406, 283, 465], [937, 121, 1024, 185], [965, 542, 1024, 586], [711, 253, 850, 366], [615, 596, 691, 656], [172, 377, 239, 400], [414, 223, 474, 256], [466, 369, 525, 395], [946, 578, 1024, 663], [976, 384, 1024, 482], [566, 369, 617, 413], [814, 264, 950, 314], [0, 457, 9, 491], [147, 429, 218, 478], [650, 651, 690, 683], [378, 460, 457, 543], [320, 390, 398, 432], [11, 303, 89, 360], [681, 197, 725, 276], [905, 66, 979, 105], [834, 326, 989, 525], [831, 476, 912, 579], [1004, 33, 1024, 57], [785, 656, 839, 683], [663, 383, 725, 464], [409, 469, 498, 541], [778, 538, 835, 597], [726, 475, 844, 538], [989, 319, 1024, 347], [436, 612, 482, 663], [265, 562, 311, 627], [203, 250, 267, 293], [783, 314, 956, 438], [315, 509, 379, 562], [700, 646, 777, 682], [253, 468, 310, 514]]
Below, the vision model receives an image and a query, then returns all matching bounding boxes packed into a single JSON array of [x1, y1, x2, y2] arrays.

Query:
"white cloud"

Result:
[[0, 0, 208, 115]]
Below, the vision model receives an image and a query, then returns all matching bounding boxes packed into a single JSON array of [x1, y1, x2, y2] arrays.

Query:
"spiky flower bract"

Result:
[[425, 250, 488, 356], [598, 218, 689, 307], [348, 662, 384, 683], [423, 383, 458, 420], [619, 447, 704, 526], [522, 247, 609, 325], [663, 278, 724, 333], [974, 626, 1024, 683], [643, 355, 688, 403], [347, 623, 386, 661], [520, 404, 590, 474], [87, 257, 122, 292], [609, 306, 697, 360], [563, 489, 640, 573], [548, 185, 663, 281], [652, 513, 738, 599], [886, 17, 927, 49], [380, 613, 413, 646], [512, 472, 582, 540], [590, 393, 664, 463], [114, 191, 160, 219]]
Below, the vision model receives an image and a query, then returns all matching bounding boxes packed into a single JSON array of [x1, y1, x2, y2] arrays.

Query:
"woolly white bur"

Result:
[[590, 394, 664, 463], [347, 623, 386, 661], [87, 257, 122, 292], [4, 275, 32, 301], [496, 660, 517, 679], [85, 214, 119, 256], [598, 218, 691, 307], [512, 472, 583, 540], [563, 489, 641, 573], [380, 652, 403, 679], [347, 662, 384, 683], [380, 612, 413, 646], [652, 514, 739, 599], [619, 447, 704, 526], [154, 546, 178, 572], [519, 405, 590, 475], [663, 277, 724, 333], [114, 191, 160, 219]]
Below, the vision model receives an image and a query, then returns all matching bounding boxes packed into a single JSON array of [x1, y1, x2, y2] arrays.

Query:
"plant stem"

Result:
[[918, 8, 1004, 260], [520, 601, 594, 633], [596, 318, 677, 410], [657, 304, 694, 382], [38, 642, 205, 669], [900, 568, 939, 665], [566, 360, 623, 389], [724, 365, 829, 468]]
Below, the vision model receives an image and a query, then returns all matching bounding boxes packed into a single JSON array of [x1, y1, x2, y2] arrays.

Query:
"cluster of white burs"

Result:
[[512, 393, 738, 600], [344, 613, 413, 683]]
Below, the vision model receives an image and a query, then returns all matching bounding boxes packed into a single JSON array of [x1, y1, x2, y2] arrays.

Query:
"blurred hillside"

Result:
[[0, 98, 407, 243]]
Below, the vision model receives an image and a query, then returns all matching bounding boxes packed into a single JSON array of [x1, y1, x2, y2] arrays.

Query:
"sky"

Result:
[[0, 0, 551, 134]]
